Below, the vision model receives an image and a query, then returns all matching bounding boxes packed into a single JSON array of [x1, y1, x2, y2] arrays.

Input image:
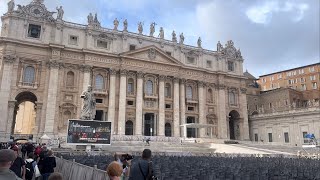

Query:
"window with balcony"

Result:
[[146, 80, 153, 96], [27, 24, 41, 38], [95, 75, 104, 90], [228, 91, 236, 105], [127, 78, 134, 94], [23, 66, 35, 84], [186, 86, 193, 99], [165, 83, 171, 98], [227, 61, 234, 71], [66, 71, 75, 87]]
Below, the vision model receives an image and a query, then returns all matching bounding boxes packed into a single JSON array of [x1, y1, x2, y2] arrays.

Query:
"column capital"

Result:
[[8, 101, 17, 108], [80, 65, 92, 73], [109, 68, 117, 75], [159, 75, 166, 81], [3, 55, 17, 64], [137, 71, 144, 78], [197, 81, 205, 87], [240, 88, 247, 94], [217, 84, 226, 90], [180, 78, 186, 84], [173, 77, 180, 83], [47, 60, 63, 69], [120, 69, 128, 76]]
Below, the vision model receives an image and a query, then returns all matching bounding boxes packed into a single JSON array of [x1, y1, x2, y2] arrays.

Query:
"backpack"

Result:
[[25, 160, 35, 179], [138, 161, 157, 180]]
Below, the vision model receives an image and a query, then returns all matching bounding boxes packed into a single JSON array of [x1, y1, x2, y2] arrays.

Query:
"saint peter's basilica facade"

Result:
[[0, 0, 249, 142]]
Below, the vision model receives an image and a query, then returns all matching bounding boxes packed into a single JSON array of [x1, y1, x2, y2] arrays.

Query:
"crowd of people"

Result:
[[0, 142, 60, 180]]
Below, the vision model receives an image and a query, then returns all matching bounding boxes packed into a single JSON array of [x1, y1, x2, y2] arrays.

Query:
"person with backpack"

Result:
[[21, 144, 27, 159], [128, 149, 156, 180], [25, 153, 37, 180], [41, 150, 56, 180]]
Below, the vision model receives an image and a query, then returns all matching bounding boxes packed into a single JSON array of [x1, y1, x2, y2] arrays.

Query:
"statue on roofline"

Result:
[[7, 0, 15, 13], [113, 18, 119, 30], [56, 6, 64, 20], [123, 19, 128, 31]]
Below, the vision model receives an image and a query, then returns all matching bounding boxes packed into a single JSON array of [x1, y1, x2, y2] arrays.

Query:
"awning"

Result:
[[40, 134, 51, 140], [180, 123, 217, 128]]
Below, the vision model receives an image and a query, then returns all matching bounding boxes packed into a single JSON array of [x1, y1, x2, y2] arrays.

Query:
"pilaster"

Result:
[[180, 78, 186, 137], [173, 78, 180, 137], [240, 88, 249, 140], [198, 81, 206, 137], [217, 84, 228, 139], [107, 69, 117, 134], [118, 69, 127, 135], [158, 75, 166, 136], [135, 71, 144, 135]]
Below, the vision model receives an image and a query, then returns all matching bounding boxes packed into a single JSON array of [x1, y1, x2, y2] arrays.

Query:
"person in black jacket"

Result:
[[40, 150, 56, 180], [128, 149, 155, 180]]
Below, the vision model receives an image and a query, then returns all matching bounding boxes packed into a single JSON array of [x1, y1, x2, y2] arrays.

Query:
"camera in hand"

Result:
[[121, 154, 134, 161]]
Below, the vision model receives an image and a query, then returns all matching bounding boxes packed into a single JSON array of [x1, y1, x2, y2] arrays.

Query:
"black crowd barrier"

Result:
[[56, 152, 320, 180]]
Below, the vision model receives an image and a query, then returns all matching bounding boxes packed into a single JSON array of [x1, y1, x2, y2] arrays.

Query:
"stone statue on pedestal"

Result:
[[113, 18, 119, 30], [7, 0, 15, 13], [217, 41, 223, 51], [138, 22, 143, 34], [197, 37, 202, 48], [87, 13, 93, 24], [80, 86, 96, 120], [56, 6, 64, 20], [179, 33, 184, 44], [150, 22, 156, 36], [172, 31, 177, 42], [159, 27, 164, 39], [123, 19, 128, 31]]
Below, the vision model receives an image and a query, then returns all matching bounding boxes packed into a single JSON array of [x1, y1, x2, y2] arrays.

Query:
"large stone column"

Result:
[[118, 69, 127, 135], [158, 75, 166, 136], [135, 72, 144, 135], [240, 88, 250, 140], [0, 55, 16, 139], [107, 69, 116, 134], [173, 78, 180, 137], [34, 102, 43, 135], [179, 79, 186, 137], [44, 60, 61, 135], [198, 81, 206, 137], [82, 65, 92, 92], [217, 84, 228, 139], [6, 101, 16, 136]]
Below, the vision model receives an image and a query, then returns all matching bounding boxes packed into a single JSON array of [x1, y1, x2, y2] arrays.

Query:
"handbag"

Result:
[[34, 164, 41, 178]]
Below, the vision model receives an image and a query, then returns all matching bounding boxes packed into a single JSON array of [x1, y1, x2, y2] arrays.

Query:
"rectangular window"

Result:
[[206, 60, 212, 68], [254, 134, 258, 142], [187, 106, 194, 111], [303, 132, 308, 143], [165, 104, 171, 109], [187, 57, 195, 64], [284, 132, 289, 143], [300, 78, 305, 83], [96, 99, 103, 103], [127, 83, 133, 93], [268, 133, 273, 142], [312, 82, 317, 89], [269, 103, 272, 109], [299, 69, 304, 74], [165, 51, 172, 56], [228, 61, 235, 71], [301, 84, 306, 91], [97, 40, 108, 48], [293, 71, 296, 76], [309, 67, 315, 72], [69, 35, 78, 45], [129, 45, 136, 51], [277, 74, 282, 79], [127, 100, 134, 106], [27, 24, 41, 38], [310, 75, 316, 81], [270, 76, 274, 81]]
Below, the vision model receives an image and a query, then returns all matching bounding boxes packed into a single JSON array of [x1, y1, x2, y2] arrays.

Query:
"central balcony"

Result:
[[144, 93, 158, 99]]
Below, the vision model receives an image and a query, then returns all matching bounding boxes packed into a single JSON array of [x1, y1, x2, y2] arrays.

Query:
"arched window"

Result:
[[23, 66, 35, 83], [165, 123, 172, 137], [207, 89, 213, 102], [95, 75, 104, 90], [63, 111, 72, 126], [165, 83, 171, 98], [127, 78, 134, 93], [125, 120, 133, 135], [66, 71, 75, 87], [229, 91, 236, 105], [146, 80, 153, 95], [186, 86, 193, 99]]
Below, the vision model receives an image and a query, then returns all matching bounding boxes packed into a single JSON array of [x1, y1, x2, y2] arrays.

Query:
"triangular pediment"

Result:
[[121, 45, 183, 65]]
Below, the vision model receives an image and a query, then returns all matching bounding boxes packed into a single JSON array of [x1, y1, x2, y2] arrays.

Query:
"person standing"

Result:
[[0, 149, 22, 180], [25, 153, 37, 180], [41, 150, 56, 180], [128, 149, 155, 180], [10, 148, 25, 179]]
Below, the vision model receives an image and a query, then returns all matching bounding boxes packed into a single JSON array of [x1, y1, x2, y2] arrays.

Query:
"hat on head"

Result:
[[0, 149, 16, 162]]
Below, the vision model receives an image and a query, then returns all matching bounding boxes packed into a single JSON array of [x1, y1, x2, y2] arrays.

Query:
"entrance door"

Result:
[[229, 119, 235, 140], [186, 116, 196, 138], [144, 113, 155, 136]]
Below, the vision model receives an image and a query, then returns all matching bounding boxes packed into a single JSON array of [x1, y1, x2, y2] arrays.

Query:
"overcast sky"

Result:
[[0, 0, 319, 77]]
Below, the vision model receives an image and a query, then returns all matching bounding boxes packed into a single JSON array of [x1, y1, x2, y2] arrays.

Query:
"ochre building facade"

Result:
[[0, 0, 249, 142]]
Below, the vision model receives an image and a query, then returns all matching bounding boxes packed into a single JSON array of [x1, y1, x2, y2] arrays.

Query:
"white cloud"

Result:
[[246, 1, 309, 24]]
